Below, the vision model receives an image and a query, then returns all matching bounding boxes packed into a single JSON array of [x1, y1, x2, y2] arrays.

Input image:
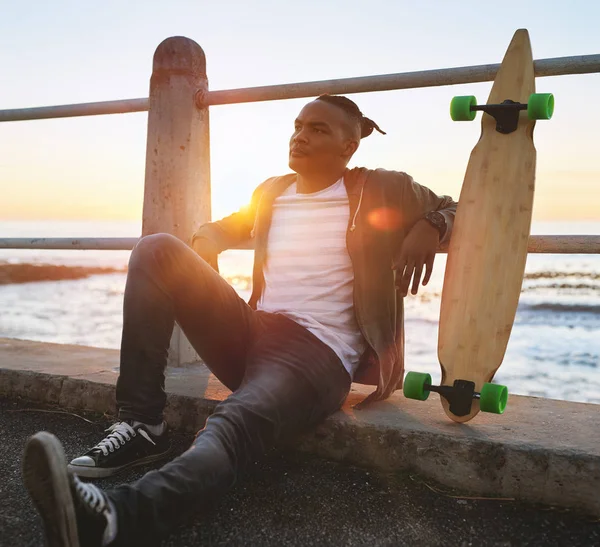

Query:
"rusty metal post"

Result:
[[142, 36, 210, 367]]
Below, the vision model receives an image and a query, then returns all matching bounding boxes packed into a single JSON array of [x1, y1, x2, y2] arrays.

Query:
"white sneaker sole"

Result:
[[22, 432, 80, 547], [67, 447, 172, 478]]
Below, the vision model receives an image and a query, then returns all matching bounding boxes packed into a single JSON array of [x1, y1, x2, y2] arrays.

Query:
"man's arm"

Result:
[[391, 171, 458, 296], [190, 178, 272, 255], [397, 172, 457, 248]]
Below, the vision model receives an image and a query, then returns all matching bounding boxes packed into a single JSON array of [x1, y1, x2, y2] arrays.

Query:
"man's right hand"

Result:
[[192, 237, 220, 272]]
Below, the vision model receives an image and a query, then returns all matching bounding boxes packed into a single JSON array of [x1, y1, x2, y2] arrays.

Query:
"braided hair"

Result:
[[316, 94, 386, 139]]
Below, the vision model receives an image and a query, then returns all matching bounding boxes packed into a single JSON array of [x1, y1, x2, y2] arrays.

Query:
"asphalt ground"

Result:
[[1, 396, 598, 547]]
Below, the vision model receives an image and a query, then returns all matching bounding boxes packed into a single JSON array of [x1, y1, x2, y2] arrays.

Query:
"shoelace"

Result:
[[74, 476, 108, 515], [92, 422, 137, 456]]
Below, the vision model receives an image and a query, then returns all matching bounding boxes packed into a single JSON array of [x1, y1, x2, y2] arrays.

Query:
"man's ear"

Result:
[[343, 139, 359, 158]]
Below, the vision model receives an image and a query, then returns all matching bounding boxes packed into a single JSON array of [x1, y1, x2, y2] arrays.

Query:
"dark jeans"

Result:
[[108, 234, 351, 546]]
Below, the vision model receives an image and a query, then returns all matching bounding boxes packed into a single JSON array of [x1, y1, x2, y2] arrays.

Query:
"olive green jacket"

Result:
[[192, 167, 457, 406]]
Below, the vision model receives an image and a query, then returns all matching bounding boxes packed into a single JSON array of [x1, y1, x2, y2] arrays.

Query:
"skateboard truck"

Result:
[[423, 379, 478, 417], [450, 93, 554, 134], [471, 100, 526, 134], [403, 372, 508, 416]]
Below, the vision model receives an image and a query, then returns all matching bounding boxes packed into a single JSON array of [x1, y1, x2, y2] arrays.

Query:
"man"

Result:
[[22, 95, 457, 546]]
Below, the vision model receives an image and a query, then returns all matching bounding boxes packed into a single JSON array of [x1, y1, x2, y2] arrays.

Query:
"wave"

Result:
[[524, 271, 600, 281], [523, 283, 600, 292], [520, 302, 600, 314], [0, 263, 126, 285]]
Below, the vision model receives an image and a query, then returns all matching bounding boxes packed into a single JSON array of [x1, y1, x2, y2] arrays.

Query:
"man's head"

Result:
[[289, 95, 385, 177]]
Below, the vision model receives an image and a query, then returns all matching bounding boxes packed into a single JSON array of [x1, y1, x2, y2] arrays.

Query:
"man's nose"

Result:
[[294, 128, 309, 144]]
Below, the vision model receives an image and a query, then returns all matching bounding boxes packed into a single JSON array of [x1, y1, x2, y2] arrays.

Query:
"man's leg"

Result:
[[70, 233, 258, 477], [105, 312, 351, 546], [117, 232, 256, 422]]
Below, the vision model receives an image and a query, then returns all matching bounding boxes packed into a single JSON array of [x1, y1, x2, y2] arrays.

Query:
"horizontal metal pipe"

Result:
[[525, 235, 600, 254], [202, 54, 600, 106], [0, 98, 149, 122], [0, 238, 139, 250], [237, 235, 600, 254], [2, 235, 599, 254], [1, 54, 598, 122]]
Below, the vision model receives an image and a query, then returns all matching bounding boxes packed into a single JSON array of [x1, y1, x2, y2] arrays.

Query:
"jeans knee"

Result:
[[130, 233, 181, 268], [207, 396, 279, 445]]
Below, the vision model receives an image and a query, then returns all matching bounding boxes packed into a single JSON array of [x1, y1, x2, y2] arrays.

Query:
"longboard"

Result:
[[403, 29, 554, 422]]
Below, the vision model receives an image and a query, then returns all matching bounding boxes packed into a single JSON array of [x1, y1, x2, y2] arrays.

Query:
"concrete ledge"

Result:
[[1, 337, 599, 517]]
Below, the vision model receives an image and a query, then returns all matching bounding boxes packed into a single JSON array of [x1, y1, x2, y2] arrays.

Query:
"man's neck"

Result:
[[296, 170, 345, 194]]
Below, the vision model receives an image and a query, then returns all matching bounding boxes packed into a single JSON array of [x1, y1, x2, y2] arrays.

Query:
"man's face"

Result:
[[289, 100, 359, 175]]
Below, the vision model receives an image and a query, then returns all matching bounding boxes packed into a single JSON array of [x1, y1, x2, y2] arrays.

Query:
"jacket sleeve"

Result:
[[190, 178, 272, 253], [395, 171, 458, 248]]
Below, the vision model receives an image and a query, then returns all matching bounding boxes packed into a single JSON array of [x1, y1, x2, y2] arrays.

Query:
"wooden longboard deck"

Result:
[[438, 29, 537, 422]]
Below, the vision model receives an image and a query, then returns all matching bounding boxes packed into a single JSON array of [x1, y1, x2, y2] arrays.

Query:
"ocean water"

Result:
[[1, 220, 599, 405]]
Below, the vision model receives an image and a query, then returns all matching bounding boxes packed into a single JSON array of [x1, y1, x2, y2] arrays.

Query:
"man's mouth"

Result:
[[290, 147, 308, 157]]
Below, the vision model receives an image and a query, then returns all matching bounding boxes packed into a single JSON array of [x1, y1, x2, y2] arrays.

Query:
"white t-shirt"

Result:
[[257, 178, 366, 377]]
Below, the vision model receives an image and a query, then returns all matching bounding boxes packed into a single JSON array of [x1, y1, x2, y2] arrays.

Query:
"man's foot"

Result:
[[68, 421, 171, 478], [22, 431, 117, 547]]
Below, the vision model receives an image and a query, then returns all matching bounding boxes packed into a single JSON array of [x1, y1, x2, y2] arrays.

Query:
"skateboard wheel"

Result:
[[403, 372, 431, 401], [450, 96, 477, 121], [479, 383, 508, 414], [527, 93, 554, 120]]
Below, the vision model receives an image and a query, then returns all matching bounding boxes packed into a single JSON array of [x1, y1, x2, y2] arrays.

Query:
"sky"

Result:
[[0, 0, 599, 224]]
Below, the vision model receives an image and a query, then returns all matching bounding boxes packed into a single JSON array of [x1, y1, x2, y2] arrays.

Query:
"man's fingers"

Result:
[[399, 260, 415, 296], [423, 255, 435, 285], [394, 251, 435, 295], [401, 261, 414, 284], [411, 264, 424, 295]]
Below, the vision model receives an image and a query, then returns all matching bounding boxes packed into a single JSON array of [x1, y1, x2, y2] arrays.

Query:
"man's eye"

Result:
[[313, 127, 324, 133]]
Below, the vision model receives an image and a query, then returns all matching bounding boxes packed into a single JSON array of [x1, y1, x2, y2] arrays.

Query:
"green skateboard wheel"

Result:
[[450, 96, 477, 121], [403, 371, 432, 401], [479, 383, 508, 414], [527, 93, 554, 120]]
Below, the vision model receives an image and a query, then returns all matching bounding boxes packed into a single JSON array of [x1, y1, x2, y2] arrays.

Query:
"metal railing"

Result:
[[203, 54, 600, 105], [0, 238, 139, 250], [1, 54, 599, 122], [2, 235, 600, 254]]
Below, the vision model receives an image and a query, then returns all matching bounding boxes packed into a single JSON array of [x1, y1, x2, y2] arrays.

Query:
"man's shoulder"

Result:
[[254, 173, 297, 196], [349, 167, 413, 189]]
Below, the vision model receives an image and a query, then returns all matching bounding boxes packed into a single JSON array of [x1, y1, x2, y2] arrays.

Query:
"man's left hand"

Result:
[[393, 219, 440, 297]]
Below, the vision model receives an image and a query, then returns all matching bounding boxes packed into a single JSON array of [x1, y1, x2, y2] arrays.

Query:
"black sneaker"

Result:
[[68, 421, 171, 478], [23, 431, 115, 547]]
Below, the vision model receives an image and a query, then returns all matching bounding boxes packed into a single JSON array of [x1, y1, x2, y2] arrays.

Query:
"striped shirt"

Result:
[[257, 178, 366, 377]]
